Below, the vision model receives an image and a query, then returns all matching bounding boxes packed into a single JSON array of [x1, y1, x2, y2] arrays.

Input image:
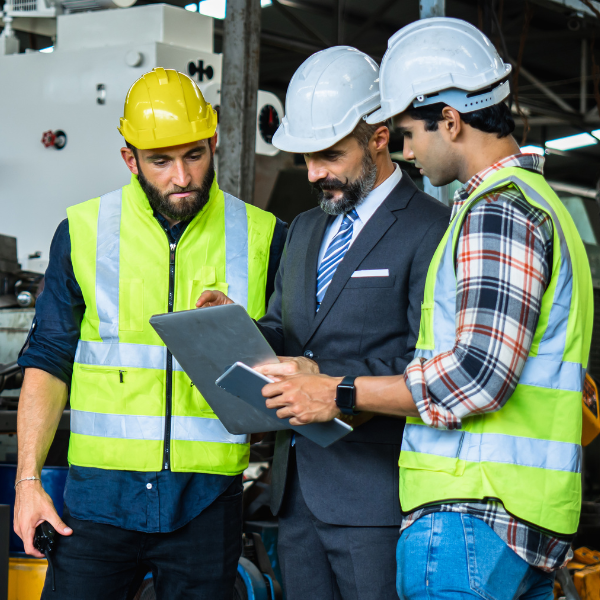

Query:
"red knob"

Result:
[[41, 130, 57, 148]]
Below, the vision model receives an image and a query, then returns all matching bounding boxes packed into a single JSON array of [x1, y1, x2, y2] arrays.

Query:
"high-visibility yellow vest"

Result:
[[66, 174, 276, 474], [400, 167, 593, 535]]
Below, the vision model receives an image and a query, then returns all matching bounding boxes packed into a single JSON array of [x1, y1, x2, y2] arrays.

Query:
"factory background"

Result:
[[1, 0, 600, 598]]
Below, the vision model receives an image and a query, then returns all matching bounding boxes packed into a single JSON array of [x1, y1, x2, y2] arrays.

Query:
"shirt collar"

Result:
[[452, 153, 545, 215], [154, 210, 191, 242], [354, 163, 402, 224]]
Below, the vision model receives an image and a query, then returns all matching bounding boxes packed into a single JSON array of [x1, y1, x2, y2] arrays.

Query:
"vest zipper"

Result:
[[163, 241, 178, 470]]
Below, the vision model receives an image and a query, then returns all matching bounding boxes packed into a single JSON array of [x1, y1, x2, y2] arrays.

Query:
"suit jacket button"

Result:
[[304, 350, 314, 359]]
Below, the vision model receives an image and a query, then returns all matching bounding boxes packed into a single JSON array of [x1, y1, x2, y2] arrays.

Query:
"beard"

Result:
[[310, 150, 378, 216], [137, 152, 215, 222]]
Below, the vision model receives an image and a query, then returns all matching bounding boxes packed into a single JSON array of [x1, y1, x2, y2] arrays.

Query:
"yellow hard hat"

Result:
[[118, 67, 218, 150]]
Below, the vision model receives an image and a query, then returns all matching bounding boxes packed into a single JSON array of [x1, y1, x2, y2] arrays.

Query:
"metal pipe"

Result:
[[218, 0, 262, 204], [509, 59, 577, 114], [271, 0, 330, 48], [581, 38, 589, 114], [335, 0, 345, 44]]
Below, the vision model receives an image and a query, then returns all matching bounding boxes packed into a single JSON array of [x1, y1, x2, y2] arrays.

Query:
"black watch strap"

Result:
[[336, 376, 359, 416]]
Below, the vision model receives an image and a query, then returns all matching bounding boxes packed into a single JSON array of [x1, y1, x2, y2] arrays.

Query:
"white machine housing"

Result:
[[0, 4, 284, 268]]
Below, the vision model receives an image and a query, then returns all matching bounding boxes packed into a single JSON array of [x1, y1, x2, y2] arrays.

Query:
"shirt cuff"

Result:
[[404, 356, 463, 430]]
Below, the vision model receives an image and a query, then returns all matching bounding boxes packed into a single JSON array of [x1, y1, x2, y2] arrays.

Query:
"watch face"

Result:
[[258, 104, 280, 144], [336, 384, 354, 409]]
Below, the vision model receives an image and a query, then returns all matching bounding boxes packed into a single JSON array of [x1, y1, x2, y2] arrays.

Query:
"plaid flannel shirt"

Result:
[[402, 153, 574, 572]]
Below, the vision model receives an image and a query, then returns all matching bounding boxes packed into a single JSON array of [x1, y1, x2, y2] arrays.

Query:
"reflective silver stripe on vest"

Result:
[[417, 173, 584, 392], [171, 416, 248, 444], [96, 189, 122, 343], [71, 410, 165, 440], [71, 410, 247, 444], [223, 193, 249, 310], [402, 423, 582, 473], [519, 356, 584, 393], [508, 177, 573, 360], [75, 340, 166, 370], [75, 340, 188, 372]]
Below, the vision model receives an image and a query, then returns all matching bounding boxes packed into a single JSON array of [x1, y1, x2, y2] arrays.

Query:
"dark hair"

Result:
[[407, 100, 515, 138], [351, 119, 387, 149], [126, 141, 138, 160]]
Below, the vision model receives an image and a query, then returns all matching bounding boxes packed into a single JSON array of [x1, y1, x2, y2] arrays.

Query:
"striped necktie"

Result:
[[316, 209, 359, 311]]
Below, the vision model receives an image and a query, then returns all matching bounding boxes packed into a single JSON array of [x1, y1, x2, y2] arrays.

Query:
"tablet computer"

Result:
[[216, 362, 353, 448], [150, 304, 284, 435]]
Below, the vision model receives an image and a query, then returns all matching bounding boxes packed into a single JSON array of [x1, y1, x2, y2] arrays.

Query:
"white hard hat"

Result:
[[366, 17, 512, 124], [272, 46, 381, 153]]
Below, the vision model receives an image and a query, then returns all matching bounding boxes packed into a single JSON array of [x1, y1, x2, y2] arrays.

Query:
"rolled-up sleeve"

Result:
[[18, 219, 85, 385], [405, 191, 553, 430]]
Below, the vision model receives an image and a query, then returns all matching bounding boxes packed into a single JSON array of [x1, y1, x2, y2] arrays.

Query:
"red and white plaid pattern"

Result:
[[402, 153, 573, 572]]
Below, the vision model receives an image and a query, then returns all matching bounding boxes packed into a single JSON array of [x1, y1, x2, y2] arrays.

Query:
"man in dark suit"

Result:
[[197, 46, 450, 600]]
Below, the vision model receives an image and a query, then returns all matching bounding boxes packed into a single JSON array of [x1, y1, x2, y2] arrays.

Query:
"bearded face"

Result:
[[137, 151, 216, 222], [310, 149, 378, 215]]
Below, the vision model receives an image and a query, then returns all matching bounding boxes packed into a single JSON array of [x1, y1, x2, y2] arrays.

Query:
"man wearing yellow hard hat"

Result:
[[15, 67, 287, 599]]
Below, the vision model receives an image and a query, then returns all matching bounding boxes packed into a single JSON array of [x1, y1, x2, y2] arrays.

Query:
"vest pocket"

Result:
[[119, 279, 144, 332], [190, 279, 229, 309]]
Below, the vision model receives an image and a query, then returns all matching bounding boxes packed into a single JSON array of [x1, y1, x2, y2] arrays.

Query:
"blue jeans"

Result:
[[396, 512, 555, 600]]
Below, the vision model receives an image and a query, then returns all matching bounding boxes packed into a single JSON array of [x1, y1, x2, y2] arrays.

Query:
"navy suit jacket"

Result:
[[257, 171, 451, 526]]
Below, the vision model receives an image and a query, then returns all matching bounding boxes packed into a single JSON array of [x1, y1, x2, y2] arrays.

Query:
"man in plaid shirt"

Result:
[[259, 18, 593, 600]]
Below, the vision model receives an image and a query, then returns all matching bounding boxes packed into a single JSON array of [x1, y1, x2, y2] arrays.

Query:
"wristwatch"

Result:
[[336, 376, 359, 416]]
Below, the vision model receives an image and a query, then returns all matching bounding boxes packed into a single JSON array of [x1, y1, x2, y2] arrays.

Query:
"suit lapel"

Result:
[[303, 213, 335, 325], [304, 203, 397, 343], [302, 171, 418, 345]]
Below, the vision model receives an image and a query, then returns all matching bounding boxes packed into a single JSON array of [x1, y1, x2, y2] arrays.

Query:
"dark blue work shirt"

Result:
[[19, 210, 287, 533]]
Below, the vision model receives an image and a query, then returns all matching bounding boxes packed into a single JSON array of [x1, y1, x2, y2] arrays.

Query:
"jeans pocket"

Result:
[[462, 514, 529, 600]]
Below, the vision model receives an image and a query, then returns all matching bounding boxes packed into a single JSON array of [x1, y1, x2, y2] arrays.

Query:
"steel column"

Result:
[[218, 0, 262, 204], [419, 0, 445, 18], [419, 0, 451, 205]]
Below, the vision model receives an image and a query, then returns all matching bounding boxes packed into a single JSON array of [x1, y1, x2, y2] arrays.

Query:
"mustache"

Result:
[[310, 177, 351, 192], [165, 184, 204, 196]]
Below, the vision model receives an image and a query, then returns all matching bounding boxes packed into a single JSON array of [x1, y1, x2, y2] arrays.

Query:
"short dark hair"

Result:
[[126, 141, 138, 160], [351, 119, 386, 149], [407, 100, 515, 138]]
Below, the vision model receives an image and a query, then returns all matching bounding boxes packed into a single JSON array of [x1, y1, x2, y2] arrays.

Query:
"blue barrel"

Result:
[[0, 464, 68, 552]]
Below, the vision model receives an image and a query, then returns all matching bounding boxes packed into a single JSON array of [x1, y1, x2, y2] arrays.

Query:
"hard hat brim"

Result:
[[365, 106, 401, 125], [272, 130, 352, 154], [125, 126, 217, 150]]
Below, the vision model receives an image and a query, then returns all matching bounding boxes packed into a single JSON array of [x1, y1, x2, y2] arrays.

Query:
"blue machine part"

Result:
[[245, 522, 284, 589], [237, 557, 271, 600], [0, 464, 68, 552], [263, 573, 278, 599]]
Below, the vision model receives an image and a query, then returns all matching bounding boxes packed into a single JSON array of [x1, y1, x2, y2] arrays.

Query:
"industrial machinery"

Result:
[[0, 3, 284, 269]]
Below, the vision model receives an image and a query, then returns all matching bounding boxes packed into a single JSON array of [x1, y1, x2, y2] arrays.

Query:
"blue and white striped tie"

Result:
[[316, 209, 359, 311]]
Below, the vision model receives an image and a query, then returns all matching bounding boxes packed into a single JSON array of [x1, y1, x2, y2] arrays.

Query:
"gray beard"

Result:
[[313, 151, 378, 216]]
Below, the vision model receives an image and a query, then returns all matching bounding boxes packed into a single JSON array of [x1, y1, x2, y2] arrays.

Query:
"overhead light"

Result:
[[199, 0, 226, 18], [39, 46, 54, 53], [520, 145, 545, 156], [261, 0, 272, 5], [591, 128, 600, 139], [545, 133, 597, 151], [185, 3, 197, 10]]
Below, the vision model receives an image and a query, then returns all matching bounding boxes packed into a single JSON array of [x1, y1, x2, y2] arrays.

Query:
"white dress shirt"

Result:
[[317, 164, 402, 267]]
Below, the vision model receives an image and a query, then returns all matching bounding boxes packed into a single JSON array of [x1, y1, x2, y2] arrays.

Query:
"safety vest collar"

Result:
[[90, 176, 249, 348]]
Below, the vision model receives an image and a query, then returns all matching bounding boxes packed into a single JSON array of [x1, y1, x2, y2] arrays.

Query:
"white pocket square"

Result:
[[351, 269, 390, 278]]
